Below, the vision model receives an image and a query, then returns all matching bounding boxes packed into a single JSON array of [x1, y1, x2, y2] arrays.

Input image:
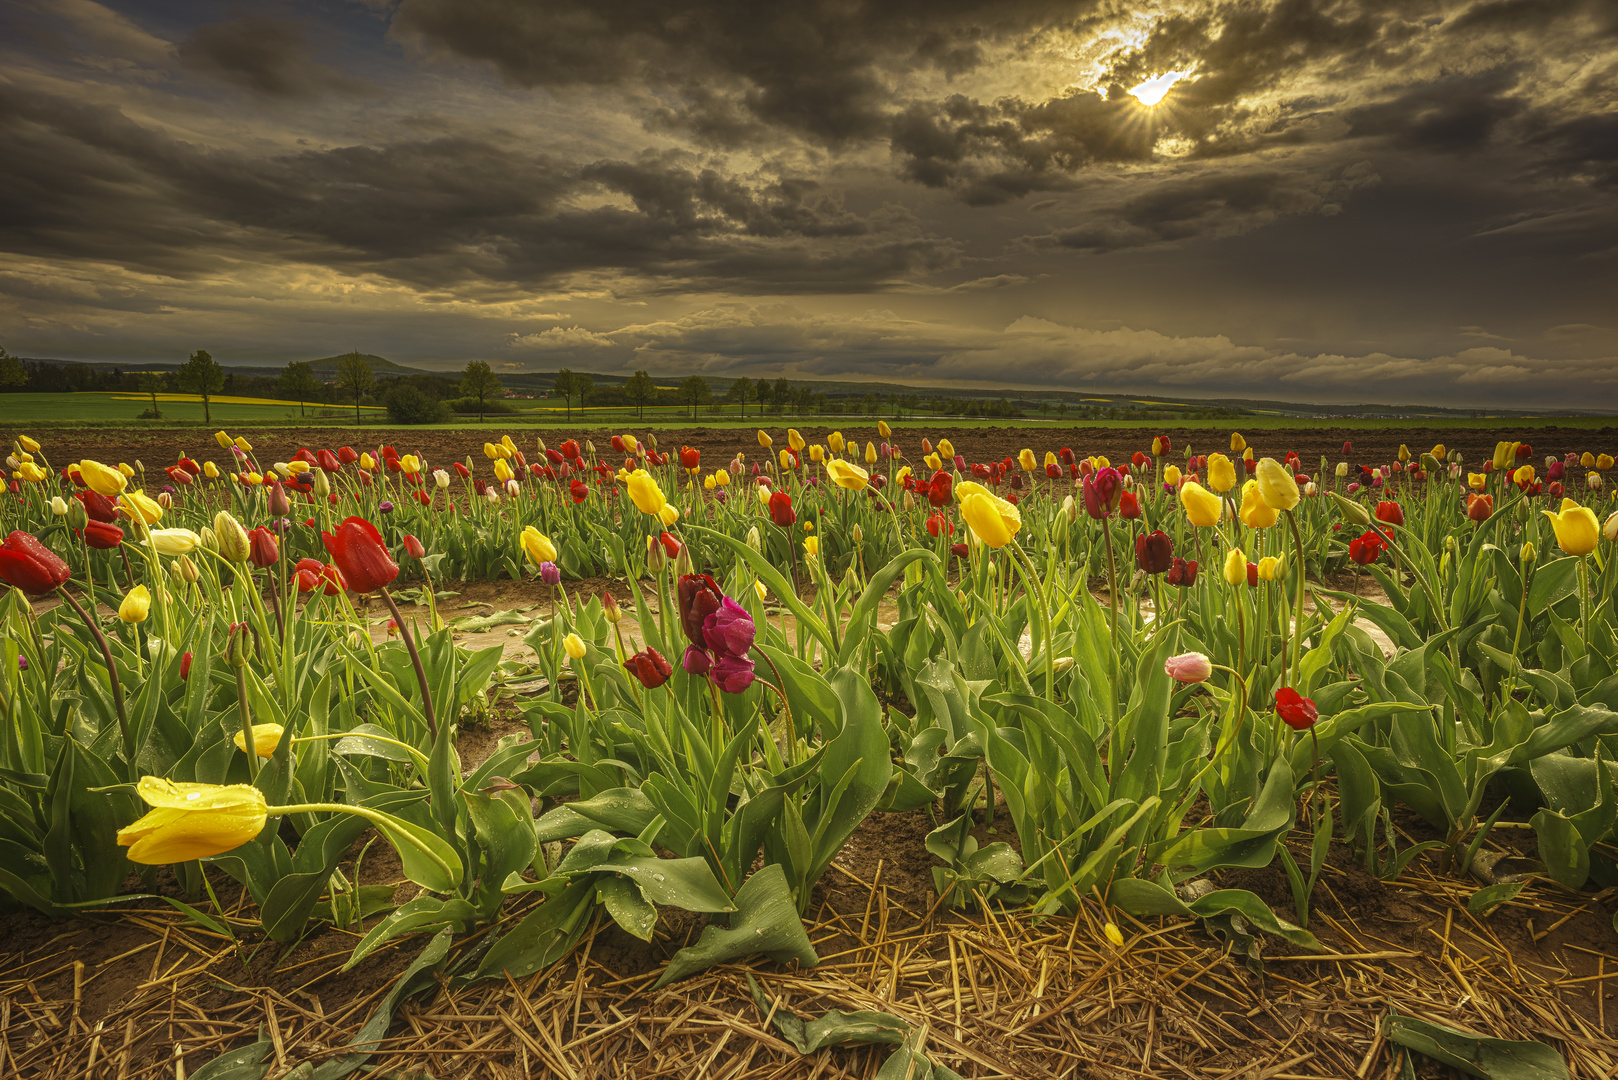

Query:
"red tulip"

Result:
[[658, 532, 681, 558], [544, 448, 565, 464], [1118, 489, 1141, 519], [1342, 441, 1352, 457], [77, 490, 120, 524], [1134, 530, 1173, 574], [1516, 443, 1533, 460], [560, 440, 581, 461], [318, 449, 341, 473], [624, 647, 673, 689], [453, 462, 470, 479], [321, 517, 398, 594], [680, 446, 701, 471], [180, 652, 193, 681], [1348, 530, 1384, 566], [768, 491, 796, 527], [0, 531, 71, 595], [1374, 501, 1403, 527], [570, 479, 588, 504], [336, 446, 358, 465], [1045, 463, 1061, 480], [611, 436, 626, 453], [1275, 687, 1319, 731], [925, 512, 953, 537], [248, 526, 279, 568], [1465, 493, 1493, 521], [83, 520, 125, 549], [949, 543, 969, 559], [1165, 557, 1198, 587], [403, 534, 426, 559], [1058, 447, 1075, 466], [1247, 562, 1259, 587], [927, 471, 952, 508]]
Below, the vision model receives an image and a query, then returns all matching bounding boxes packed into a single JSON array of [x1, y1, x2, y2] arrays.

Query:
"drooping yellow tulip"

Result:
[[214, 431, 233, 450], [286, 460, 311, 475], [1207, 453, 1237, 493], [483, 442, 499, 460], [501, 434, 517, 455], [658, 504, 679, 526], [1542, 498, 1600, 556], [878, 420, 891, 438], [1179, 481, 1223, 527], [117, 778, 268, 864], [521, 526, 557, 566], [1239, 480, 1279, 528], [119, 585, 151, 623], [233, 723, 285, 759], [120, 490, 163, 526], [924, 453, 942, 471], [1255, 458, 1300, 511], [79, 459, 127, 497], [146, 528, 202, 556], [15, 462, 46, 483], [757, 430, 773, 449], [787, 429, 805, 452], [19, 435, 40, 453], [937, 438, 955, 459], [960, 491, 1021, 549], [825, 459, 869, 491], [626, 470, 668, 516]]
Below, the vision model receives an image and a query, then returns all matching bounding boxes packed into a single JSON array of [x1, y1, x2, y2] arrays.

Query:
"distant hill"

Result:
[[308, 353, 421, 376]]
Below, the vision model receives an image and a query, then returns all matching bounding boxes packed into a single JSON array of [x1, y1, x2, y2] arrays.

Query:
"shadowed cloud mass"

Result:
[[1, 0, 1616, 407]]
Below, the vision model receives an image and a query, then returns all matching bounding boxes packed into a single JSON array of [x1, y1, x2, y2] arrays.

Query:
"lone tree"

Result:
[[725, 376, 753, 416], [177, 349, 225, 423], [553, 368, 576, 421], [138, 372, 164, 418], [280, 360, 319, 417], [624, 369, 656, 419], [572, 372, 593, 412], [0, 346, 26, 390], [335, 351, 374, 424], [460, 360, 503, 421], [678, 375, 710, 419]]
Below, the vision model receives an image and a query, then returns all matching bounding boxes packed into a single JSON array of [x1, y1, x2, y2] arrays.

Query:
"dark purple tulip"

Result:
[[703, 597, 756, 657], [712, 653, 756, 693], [682, 644, 711, 675], [540, 561, 561, 586]]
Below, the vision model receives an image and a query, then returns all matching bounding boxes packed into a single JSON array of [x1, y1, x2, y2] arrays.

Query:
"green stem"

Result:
[[234, 661, 258, 781], [1286, 509, 1306, 686], [57, 588, 134, 778], [1011, 540, 1056, 699], [269, 802, 456, 888], [380, 587, 437, 740]]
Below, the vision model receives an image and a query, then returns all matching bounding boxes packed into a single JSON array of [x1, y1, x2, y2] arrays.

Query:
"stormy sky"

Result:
[[3, 0, 1617, 408]]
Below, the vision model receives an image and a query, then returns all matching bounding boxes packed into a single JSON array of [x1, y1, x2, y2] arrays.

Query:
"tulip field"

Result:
[[3, 422, 1618, 1077]]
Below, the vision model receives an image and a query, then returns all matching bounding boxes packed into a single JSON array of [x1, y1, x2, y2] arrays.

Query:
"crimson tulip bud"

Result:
[[180, 651, 193, 680], [403, 534, 426, 560]]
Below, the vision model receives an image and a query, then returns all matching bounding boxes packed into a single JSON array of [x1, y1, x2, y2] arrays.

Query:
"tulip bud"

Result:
[[225, 622, 249, 667], [563, 633, 586, 661], [1062, 494, 1077, 523], [1604, 511, 1618, 541], [647, 540, 666, 573], [1521, 541, 1536, 565], [672, 543, 693, 578], [842, 566, 859, 591], [1222, 548, 1247, 586], [852, 524, 864, 544], [745, 526, 761, 553], [118, 585, 151, 624], [171, 554, 200, 582], [1329, 491, 1372, 528], [1164, 652, 1213, 683], [1052, 656, 1075, 674], [66, 499, 89, 530], [213, 511, 251, 562], [602, 591, 623, 623]]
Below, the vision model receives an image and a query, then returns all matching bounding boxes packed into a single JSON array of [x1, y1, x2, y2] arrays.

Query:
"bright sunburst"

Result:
[[1128, 70, 1189, 106]]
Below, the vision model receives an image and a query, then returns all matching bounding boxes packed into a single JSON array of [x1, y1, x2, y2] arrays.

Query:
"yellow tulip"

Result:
[[119, 585, 151, 623], [828, 432, 844, 453], [1239, 480, 1279, 528], [214, 431, 233, 450], [483, 442, 499, 460], [659, 504, 679, 526], [361, 452, 376, 470], [119, 462, 136, 478], [1258, 555, 1283, 582], [1223, 548, 1248, 586], [1206, 453, 1237, 493], [1230, 432, 1246, 453], [704, 474, 716, 491], [953, 480, 990, 502], [715, 468, 731, 487], [493, 459, 513, 482], [120, 490, 163, 525], [626, 470, 667, 515], [243, 472, 262, 486], [1179, 481, 1223, 527], [864, 442, 878, 465], [563, 633, 586, 661], [399, 454, 420, 474], [1513, 464, 1535, 486], [809, 445, 825, 462], [960, 491, 1021, 549], [213, 510, 251, 561], [878, 420, 892, 438], [937, 438, 955, 458], [924, 453, 942, 471], [19, 435, 40, 453], [16, 462, 46, 483], [757, 430, 773, 449], [1542, 498, 1599, 556], [778, 448, 792, 470], [1599, 454, 1615, 471], [233, 723, 285, 759], [1018, 449, 1036, 471], [1468, 472, 1487, 491], [1164, 464, 1182, 487], [146, 528, 202, 556], [521, 526, 557, 567], [117, 777, 268, 864], [1397, 444, 1410, 463], [501, 434, 517, 454], [825, 459, 869, 491], [203, 461, 220, 479], [79, 459, 127, 497], [787, 429, 805, 451], [895, 465, 912, 486], [803, 519, 814, 532], [1255, 458, 1299, 511], [1492, 441, 1515, 471], [287, 460, 311, 474], [234, 437, 252, 453], [1431, 444, 1446, 461], [1605, 511, 1618, 541], [1581, 451, 1595, 468], [1044, 451, 1058, 467], [804, 535, 819, 557]]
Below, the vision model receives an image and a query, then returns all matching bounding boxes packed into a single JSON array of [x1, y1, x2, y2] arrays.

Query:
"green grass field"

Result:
[[0, 392, 1612, 432]]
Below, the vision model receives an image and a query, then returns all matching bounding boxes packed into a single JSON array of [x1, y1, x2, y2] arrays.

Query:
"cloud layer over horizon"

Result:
[[2, 0, 1616, 407]]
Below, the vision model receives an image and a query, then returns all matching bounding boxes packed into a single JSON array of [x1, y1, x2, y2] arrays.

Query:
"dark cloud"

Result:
[[177, 16, 372, 98], [0, 81, 953, 291]]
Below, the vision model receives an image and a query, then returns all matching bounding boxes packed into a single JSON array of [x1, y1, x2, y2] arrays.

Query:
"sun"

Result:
[[1128, 70, 1189, 107]]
